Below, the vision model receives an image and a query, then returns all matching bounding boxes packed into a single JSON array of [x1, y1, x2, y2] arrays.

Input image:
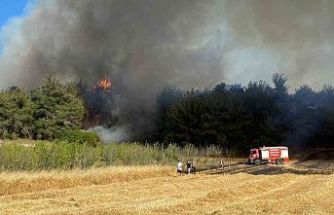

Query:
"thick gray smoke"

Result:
[[1, 0, 334, 141]]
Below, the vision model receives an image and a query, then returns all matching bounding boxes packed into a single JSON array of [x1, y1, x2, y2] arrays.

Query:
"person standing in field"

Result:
[[177, 160, 183, 176], [186, 160, 192, 175], [220, 159, 224, 171], [191, 160, 196, 174]]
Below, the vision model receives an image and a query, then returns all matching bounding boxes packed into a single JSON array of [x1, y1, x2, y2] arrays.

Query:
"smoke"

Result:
[[90, 126, 128, 143], [1, 0, 334, 140], [222, 0, 334, 88]]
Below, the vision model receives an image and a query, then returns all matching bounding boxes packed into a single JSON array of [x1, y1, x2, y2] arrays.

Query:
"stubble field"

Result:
[[0, 164, 334, 215]]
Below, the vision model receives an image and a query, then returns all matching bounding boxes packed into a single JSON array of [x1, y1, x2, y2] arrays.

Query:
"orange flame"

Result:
[[98, 78, 112, 90]]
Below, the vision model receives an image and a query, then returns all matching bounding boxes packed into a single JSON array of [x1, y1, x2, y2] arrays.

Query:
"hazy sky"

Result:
[[1, 0, 334, 91]]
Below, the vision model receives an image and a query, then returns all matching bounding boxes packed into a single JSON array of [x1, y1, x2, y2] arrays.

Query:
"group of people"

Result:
[[176, 160, 196, 176], [177, 159, 226, 176]]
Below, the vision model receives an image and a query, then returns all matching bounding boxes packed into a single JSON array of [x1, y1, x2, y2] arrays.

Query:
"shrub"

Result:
[[56, 129, 101, 147]]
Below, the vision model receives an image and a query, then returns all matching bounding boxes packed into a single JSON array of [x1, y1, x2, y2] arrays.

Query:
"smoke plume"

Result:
[[1, 0, 334, 140]]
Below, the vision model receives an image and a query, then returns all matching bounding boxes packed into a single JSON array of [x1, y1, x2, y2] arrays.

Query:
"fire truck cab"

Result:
[[249, 146, 289, 165]]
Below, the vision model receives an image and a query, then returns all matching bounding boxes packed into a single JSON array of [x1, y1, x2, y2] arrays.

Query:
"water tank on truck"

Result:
[[248, 146, 289, 165]]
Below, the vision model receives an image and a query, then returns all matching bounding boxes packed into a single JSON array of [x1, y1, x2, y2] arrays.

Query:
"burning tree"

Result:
[[79, 77, 115, 128], [97, 78, 112, 91]]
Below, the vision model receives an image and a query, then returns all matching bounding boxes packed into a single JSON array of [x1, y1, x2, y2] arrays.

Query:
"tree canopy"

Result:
[[155, 73, 334, 154], [0, 76, 85, 140]]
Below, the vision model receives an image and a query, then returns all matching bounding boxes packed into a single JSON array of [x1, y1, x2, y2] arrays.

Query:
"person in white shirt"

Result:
[[220, 159, 224, 171], [177, 160, 183, 176]]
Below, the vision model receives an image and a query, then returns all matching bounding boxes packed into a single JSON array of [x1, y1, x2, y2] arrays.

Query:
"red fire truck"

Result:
[[248, 146, 289, 165]]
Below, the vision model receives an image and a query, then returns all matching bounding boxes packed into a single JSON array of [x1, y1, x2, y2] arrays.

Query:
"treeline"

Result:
[[155, 74, 334, 154], [0, 76, 86, 140], [2, 74, 334, 155]]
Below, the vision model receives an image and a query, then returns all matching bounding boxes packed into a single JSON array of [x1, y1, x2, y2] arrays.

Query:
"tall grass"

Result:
[[0, 141, 226, 171]]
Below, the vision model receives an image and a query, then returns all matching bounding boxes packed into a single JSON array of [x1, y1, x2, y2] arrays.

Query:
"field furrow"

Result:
[[0, 166, 333, 215]]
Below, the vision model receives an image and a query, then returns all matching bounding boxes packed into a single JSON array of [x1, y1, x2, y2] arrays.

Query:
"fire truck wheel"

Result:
[[276, 159, 284, 165], [254, 159, 261, 165]]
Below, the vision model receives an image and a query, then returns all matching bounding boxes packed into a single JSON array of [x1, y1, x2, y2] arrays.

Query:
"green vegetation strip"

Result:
[[0, 141, 224, 171]]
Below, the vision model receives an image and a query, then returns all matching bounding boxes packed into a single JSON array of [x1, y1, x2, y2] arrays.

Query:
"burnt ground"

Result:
[[206, 163, 334, 176], [204, 151, 334, 176], [293, 149, 334, 169]]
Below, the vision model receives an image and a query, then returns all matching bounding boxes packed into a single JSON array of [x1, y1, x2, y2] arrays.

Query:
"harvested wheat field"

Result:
[[0, 165, 334, 215]]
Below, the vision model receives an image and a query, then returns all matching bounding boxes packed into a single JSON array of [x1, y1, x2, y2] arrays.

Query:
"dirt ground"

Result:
[[0, 163, 334, 215]]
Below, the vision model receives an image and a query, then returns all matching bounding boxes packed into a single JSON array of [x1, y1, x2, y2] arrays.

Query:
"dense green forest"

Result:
[[1, 74, 334, 155], [155, 74, 334, 154], [0, 76, 99, 144]]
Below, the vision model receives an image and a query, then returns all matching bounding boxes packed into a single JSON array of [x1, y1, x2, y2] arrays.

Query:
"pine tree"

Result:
[[31, 76, 85, 139]]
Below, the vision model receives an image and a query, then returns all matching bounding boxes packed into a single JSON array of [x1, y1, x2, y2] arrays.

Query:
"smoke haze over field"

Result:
[[2, 0, 334, 90], [1, 0, 334, 140]]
